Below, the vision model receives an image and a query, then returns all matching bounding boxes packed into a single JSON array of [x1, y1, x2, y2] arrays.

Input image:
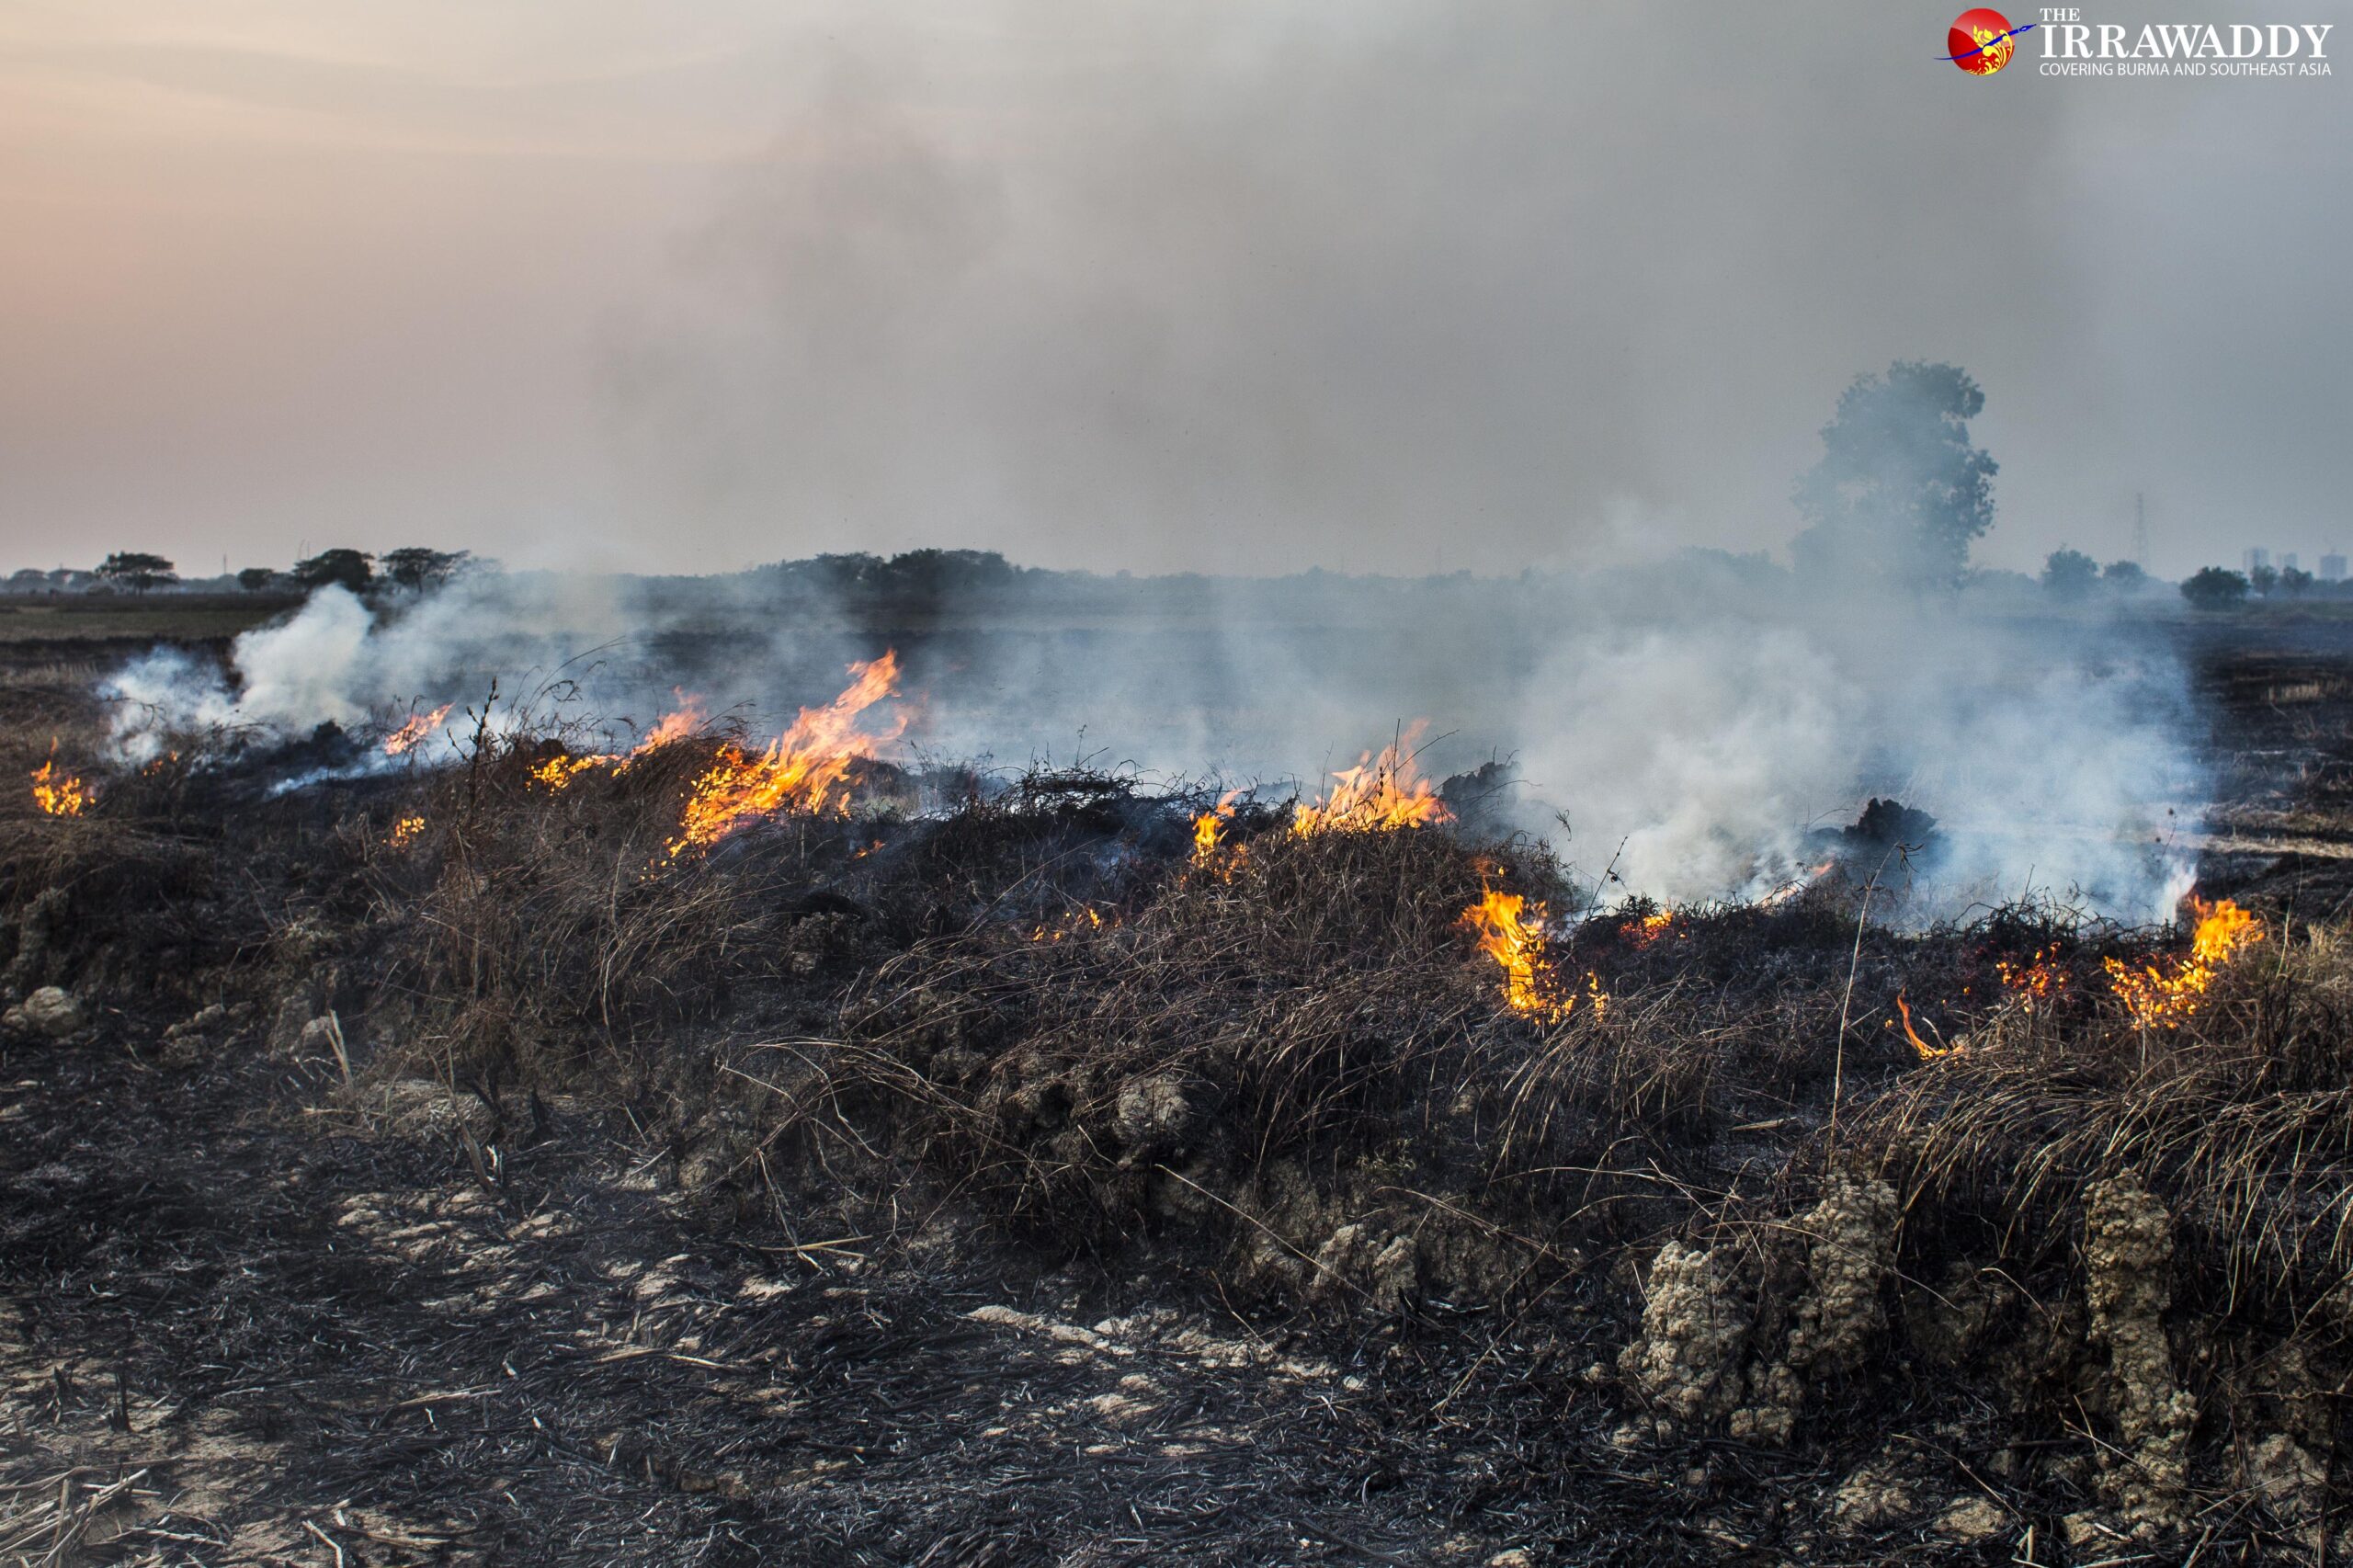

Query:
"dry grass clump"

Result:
[[830, 824, 1557, 1240], [355, 734, 835, 1087], [1851, 919, 2353, 1317]]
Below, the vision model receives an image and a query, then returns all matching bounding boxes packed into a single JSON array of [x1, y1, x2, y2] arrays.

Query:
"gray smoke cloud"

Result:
[[97, 552, 2207, 926]]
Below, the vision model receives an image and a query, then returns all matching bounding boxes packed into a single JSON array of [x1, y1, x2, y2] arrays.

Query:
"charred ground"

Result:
[[6, 608, 2353, 1565]]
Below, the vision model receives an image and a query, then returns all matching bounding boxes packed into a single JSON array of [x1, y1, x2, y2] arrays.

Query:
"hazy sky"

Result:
[[2, 1, 2346, 579]]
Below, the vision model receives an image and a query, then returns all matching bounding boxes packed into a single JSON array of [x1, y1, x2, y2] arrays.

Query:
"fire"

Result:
[[626, 697, 708, 762], [1627, 909, 1680, 948], [389, 814, 426, 848], [2102, 896, 2264, 1029], [1995, 946, 2070, 1006], [383, 704, 454, 756], [530, 756, 601, 791], [1465, 890, 1550, 1014], [1897, 991, 1957, 1061], [665, 653, 903, 858], [1192, 790, 1243, 865], [29, 744, 91, 817], [1291, 733, 1452, 837]]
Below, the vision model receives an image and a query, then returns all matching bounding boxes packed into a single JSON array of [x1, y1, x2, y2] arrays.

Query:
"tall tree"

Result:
[[2041, 548, 2098, 601], [292, 549, 374, 594], [380, 547, 470, 592], [95, 551, 176, 593], [1792, 362, 1997, 594]]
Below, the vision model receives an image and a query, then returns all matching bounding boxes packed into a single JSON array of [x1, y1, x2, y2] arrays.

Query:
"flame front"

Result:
[[665, 653, 903, 858], [29, 745, 91, 817], [383, 704, 454, 756], [530, 756, 600, 791], [2102, 896, 2263, 1028], [1292, 733, 1451, 836], [388, 814, 426, 848]]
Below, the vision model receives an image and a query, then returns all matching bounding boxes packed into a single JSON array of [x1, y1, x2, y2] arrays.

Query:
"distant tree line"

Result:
[[5, 547, 477, 599]]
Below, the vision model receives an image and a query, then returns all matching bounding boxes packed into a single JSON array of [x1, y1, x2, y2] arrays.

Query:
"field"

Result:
[[6, 597, 2353, 1565]]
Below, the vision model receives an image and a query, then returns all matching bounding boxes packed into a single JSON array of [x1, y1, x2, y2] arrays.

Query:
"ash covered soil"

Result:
[[6, 613, 2353, 1565]]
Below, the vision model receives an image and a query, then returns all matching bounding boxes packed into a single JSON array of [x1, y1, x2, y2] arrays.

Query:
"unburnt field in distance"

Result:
[[6, 590, 2353, 1565]]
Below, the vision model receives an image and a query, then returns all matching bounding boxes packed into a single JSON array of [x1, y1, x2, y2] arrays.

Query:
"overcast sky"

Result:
[[1, 0, 2346, 579]]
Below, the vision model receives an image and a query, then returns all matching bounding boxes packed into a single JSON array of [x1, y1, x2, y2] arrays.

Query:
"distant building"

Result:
[[2245, 547, 2272, 574], [2283, 551, 2300, 573], [2323, 553, 2347, 584]]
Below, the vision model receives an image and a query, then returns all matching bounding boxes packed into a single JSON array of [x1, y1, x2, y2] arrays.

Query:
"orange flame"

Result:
[[1192, 790, 1243, 866], [1897, 991, 1957, 1060], [1627, 910, 1680, 949], [530, 756, 601, 791], [383, 703, 454, 756], [665, 653, 903, 858], [1995, 947, 2070, 1007], [1292, 732, 1452, 836], [2102, 896, 2263, 1028], [29, 744, 91, 817], [388, 814, 426, 848], [1460, 888, 1596, 1021], [624, 696, 708, 764]]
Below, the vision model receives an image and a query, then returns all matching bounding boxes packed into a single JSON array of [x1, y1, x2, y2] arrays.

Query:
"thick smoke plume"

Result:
[[99, 558, 2204, 926]]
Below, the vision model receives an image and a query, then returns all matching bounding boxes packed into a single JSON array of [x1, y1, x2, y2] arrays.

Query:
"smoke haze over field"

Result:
[[3, 1, 2348, 577], [99, 563, 2206, 923]]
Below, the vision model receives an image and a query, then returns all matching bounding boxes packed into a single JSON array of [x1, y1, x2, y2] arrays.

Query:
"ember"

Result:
[[1994, 946, 2070, 1006]]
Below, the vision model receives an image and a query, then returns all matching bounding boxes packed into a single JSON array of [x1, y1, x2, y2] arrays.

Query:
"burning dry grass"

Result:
[[11, 684, 2353, 1552]]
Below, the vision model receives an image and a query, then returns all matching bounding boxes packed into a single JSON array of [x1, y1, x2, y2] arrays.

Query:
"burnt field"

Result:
[[8, 609, 2353, 1565]]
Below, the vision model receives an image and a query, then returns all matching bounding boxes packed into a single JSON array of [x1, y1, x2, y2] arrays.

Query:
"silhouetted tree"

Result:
[[2280, 565, 2314, 597], [95, 551, 176, 593], [2102, 560, 2149, 589], [1792, 362, 1996, 594], [2180, 567, 2250, 610], [380, 547, 470, 592], [235, 567, 278, 592], [2041, 548, 2098, 601], [292, 549, 374, 594], [2249, 563, 2280, 597]]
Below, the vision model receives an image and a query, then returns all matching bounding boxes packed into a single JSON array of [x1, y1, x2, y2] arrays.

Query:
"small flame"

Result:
[[1292, 731, 1452, 836], [1461, 888, 1595, 1020], [2102, 895, 2264, 1028], [666, 653, 903, 858], [1897, 991, 1957, 1061], [383, 703, 454, 756], [530, 756, 601, 791], [1192, 790, 1243, 866], [29, 744, 92, 817], [1995, 947, 2070, 1007], [1627, 910, 1680, 949], [626, 697, 708, 763], [389, 814, 426, 848]]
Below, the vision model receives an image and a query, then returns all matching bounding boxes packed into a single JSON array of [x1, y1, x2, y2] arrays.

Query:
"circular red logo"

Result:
[[1948, 7, 2019, 74]]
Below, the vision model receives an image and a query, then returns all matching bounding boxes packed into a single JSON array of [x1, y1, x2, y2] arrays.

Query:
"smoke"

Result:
[[1512, 586, 2202, 923], [94, 551, 2207, 928]]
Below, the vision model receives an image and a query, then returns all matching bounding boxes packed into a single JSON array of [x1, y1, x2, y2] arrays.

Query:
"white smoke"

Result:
[[1513, 585, 2204, 925]]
